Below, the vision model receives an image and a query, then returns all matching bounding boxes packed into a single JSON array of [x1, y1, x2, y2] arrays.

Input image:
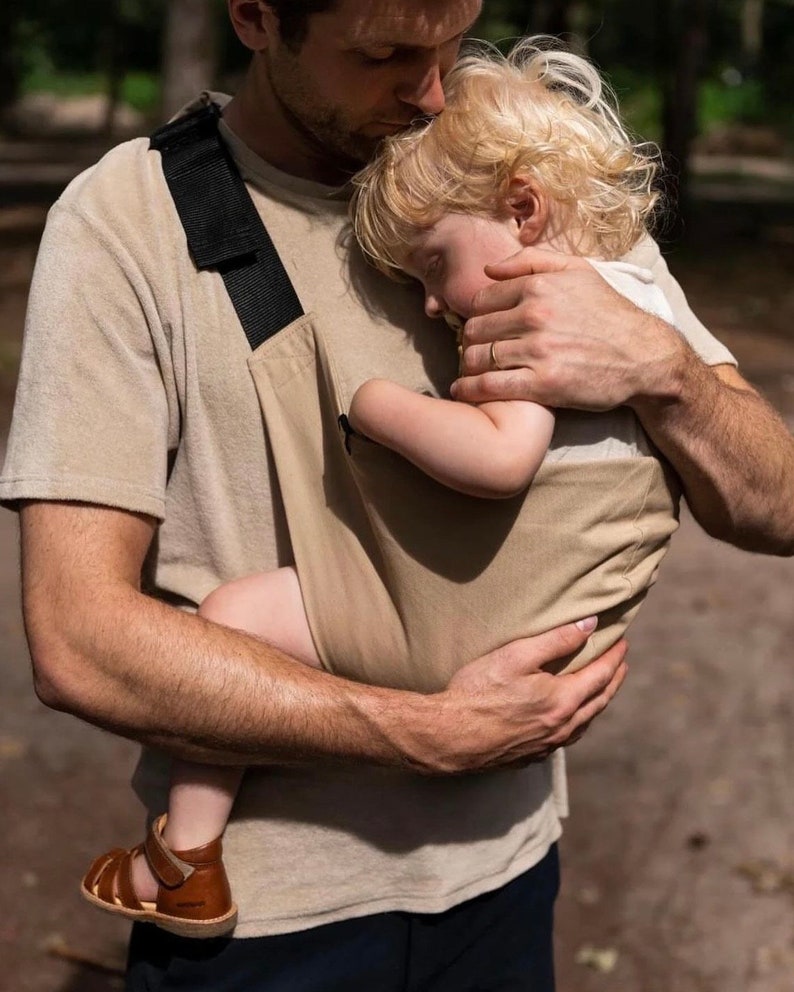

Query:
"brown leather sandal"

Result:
[[80, 814, 238, 938]]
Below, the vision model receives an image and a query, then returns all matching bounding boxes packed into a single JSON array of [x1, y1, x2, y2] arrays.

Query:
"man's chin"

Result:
[[319, 127, 407, 171], [340, 133, 387, 166], [367, 123, 408, 137]]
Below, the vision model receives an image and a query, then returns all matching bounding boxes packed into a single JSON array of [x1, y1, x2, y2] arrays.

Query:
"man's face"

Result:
[[263, 0, 482, 169]]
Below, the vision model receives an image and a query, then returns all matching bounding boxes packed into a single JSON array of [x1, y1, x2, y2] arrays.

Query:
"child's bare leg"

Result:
[[130, 566, 318, 901], [129, 761, 244, 902], [195, 566, 321, 669]]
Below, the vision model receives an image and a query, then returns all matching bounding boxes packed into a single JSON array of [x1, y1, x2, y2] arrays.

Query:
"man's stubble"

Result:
[[264, 53, 381, 172]]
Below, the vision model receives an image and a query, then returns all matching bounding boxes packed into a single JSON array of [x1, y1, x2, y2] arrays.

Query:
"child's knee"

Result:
[[198, 582, 242, 625], [198, 568, 301, 630]]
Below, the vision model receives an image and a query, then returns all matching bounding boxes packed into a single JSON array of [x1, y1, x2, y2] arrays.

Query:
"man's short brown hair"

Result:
[[267, 0, 337, 48]]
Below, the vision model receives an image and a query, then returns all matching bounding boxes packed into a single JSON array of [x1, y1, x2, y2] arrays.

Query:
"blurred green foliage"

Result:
[[700, 78, 766, 126], [474, 0, 793, 143], [22, 70, 161, 113], [2, 0, 792, 143]]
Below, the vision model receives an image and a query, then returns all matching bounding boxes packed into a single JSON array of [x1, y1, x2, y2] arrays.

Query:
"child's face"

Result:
[[403, 213, 523, 320]]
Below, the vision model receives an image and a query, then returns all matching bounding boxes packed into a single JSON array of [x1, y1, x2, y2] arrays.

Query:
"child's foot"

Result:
[[81, 814, 238, 938], [129, 846, 159, 903]]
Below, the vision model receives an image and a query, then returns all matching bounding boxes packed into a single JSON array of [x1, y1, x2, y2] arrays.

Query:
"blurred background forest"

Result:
[[1, 0, 793, 205]]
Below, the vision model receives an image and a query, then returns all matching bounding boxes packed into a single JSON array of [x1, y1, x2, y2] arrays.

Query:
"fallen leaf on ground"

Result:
[[575, 945, 619, 973], [576, 885, 601, 906], [736, 859, 794, 895], [0, 736, 27, 760]]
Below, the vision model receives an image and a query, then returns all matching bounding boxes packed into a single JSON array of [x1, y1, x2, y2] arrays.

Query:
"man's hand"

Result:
[[451, 246, 689, 411], [448, 245, 794, 555], [394, 620, 628, 775]]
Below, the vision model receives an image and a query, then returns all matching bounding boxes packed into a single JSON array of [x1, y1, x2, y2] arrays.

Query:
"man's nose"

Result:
[[397, 59, 446, 116]]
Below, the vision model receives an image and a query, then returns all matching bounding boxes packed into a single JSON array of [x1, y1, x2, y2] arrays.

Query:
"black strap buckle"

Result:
[[150, 102, 304, 351]]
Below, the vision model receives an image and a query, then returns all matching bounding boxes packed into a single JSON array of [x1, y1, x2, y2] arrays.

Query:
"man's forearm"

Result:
[[21, 501, 627, 776], [28, 576, 427, 768], [632, 359, 794, 555], [27, 573, 630, 776], [20, 501, 427, 768]]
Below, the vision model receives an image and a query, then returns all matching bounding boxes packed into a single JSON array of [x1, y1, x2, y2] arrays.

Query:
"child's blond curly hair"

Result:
[[352, 36, 661, 277]]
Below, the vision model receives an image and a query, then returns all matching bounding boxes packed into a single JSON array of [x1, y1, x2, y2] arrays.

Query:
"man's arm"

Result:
[[632, 361, 794, 553], [452, 248, 794, 555], [20, 500, 627, 773]]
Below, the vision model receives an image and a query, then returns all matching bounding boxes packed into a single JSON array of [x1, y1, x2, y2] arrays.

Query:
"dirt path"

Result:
[[1, 162, 793, 991], [557, 510, 794, 992]]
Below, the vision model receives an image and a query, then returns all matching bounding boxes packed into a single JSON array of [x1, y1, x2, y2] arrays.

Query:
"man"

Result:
[[2, 1, 792, 989]]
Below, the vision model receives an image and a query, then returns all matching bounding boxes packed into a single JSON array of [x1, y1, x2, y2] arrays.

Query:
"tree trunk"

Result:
[[539, 0, 573, 36], [99, 3, 127, 137], [530, 0, 590, 54], [160, 0, 218, 121], [568, 3, 591, 56], [657, 0, 710, 238], [740, 0, 764, 71], [0, 10, 23, 122]]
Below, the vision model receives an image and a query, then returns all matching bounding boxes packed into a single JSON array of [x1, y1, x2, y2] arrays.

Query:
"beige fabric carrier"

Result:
[[250, 314, 680, 693]]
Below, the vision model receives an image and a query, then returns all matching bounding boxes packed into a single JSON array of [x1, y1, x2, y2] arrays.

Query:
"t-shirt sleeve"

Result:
[[625, 235, 736, 368], [0, 201, 174, 518]]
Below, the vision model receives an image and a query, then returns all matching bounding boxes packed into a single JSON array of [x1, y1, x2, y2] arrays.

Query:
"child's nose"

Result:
[[424, 293, 445, 318]]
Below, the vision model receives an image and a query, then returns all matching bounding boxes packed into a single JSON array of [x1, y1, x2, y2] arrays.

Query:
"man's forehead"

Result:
[[329, 0, 482, 46]]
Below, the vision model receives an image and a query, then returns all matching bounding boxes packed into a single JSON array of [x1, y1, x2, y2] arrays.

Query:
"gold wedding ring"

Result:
[[489, 340, 505, 371]]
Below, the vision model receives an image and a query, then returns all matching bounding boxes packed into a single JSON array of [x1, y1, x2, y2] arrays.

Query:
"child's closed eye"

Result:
[[425, 254, 443, 278]]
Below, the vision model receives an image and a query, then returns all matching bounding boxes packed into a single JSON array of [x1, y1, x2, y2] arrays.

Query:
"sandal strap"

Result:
[[86, 847, 144, 911], [115, 848, 143, 909], [143, 814, 196, 889], [83, 848, 123, 896]]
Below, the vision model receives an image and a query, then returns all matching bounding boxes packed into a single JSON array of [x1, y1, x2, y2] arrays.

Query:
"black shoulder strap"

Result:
[[150, 102, 304, 351]]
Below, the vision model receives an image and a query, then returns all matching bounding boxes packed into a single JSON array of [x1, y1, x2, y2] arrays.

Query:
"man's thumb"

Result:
[[507, 617, 599, 674]]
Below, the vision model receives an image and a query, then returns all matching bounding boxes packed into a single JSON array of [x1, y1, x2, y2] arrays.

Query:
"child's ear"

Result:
[[504, 177, 548, 245]]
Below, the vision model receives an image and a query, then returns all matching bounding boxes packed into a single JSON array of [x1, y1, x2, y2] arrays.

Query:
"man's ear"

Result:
[[228, 1, 279, 52], [504, 176, 548, 246]]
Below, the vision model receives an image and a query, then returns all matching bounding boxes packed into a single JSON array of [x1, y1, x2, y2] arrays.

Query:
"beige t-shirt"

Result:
[[0, 96, 735, 937]]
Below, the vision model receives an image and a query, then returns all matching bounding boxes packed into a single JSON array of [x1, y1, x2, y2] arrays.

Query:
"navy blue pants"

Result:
[[126, 844, 559, 992]]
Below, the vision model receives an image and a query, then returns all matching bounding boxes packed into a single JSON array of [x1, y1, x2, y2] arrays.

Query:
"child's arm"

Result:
[[349, 379, 555, 499]]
